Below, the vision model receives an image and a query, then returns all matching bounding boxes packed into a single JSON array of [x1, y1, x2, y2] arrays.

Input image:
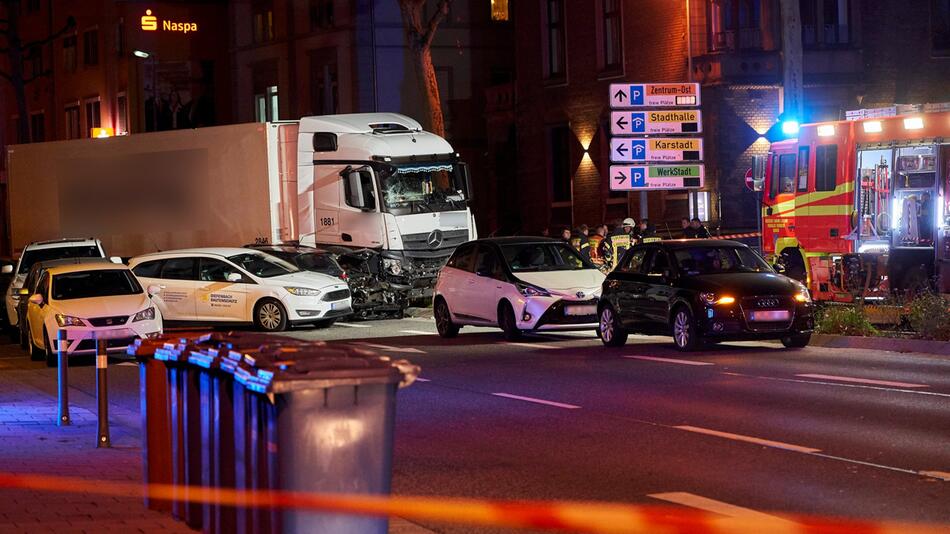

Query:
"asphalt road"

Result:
[[3, 318, 949, 533]]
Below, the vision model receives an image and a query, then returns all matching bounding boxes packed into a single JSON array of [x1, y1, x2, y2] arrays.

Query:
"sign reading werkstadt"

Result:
[[609, 165, 705, 191], [609, 83, 701, 108], [141, 9, 199, 34], [609, 138, 704, 163]]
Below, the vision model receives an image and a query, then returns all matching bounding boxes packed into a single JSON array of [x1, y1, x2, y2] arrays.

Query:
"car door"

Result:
[[611, 247, 652, 326], [468, 244, 506, 322], [439, 243, 476, 321], [26, 271, 50, 347], [196, 257, 251, 322], [153, 257, 199, 320], [643, 248, 675, 323]]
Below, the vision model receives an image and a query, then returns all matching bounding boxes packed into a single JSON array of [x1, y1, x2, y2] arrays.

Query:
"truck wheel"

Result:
[[498, 302, 522, 341], [781, 333, 811, 348], [434, 298, 459, 338], [254, 298, 288, 332]]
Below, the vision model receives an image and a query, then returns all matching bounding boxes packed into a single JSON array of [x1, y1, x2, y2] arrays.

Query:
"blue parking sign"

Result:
[[630, 112, 646, 133], [630, 140, 646, 160], [629, 85, 644, 105], [631, 167, 646, 187]]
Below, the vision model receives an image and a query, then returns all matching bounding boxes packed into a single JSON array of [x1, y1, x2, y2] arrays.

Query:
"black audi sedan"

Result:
[[598, 240, 814, 351]]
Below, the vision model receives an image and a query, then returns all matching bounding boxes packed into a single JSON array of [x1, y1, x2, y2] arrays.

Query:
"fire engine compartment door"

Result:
[[891, 146, 938, 249], [854, 148, 894, 249]]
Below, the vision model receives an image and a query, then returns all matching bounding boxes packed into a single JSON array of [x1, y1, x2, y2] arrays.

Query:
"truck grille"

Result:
[[88, 315, 129, 327], [402, 229, 469, 252], [322, 289, 351, 302]]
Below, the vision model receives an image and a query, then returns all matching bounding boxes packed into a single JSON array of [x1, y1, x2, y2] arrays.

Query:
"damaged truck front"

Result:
[[296, 113, 477, 311]]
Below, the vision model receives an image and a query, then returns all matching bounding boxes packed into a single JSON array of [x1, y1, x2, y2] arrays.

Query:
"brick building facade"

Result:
[[488, 0, 950, 237]]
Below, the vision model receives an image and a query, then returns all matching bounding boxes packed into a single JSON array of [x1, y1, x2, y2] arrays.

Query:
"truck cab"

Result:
[[296, 113, 476, 299]]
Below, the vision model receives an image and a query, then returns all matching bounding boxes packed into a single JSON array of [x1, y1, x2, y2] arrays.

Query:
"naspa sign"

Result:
[[141, 9, 199, 34]]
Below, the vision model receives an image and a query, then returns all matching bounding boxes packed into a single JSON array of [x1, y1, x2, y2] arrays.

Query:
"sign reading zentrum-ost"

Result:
[[610, 110, 702, 135], [609, 83, 701, 108], [609, 138, 704, 163], [609, 165, 705, 191], [141, 9, 199, 34]]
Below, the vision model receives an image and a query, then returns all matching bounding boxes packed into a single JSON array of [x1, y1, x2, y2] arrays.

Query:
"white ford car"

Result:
[[23, 262, 163, 366], [128, 248, 352, 331], [433, 237, 605, 339]]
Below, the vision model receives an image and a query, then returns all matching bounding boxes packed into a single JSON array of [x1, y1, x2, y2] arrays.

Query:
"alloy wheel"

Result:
[[259, 302, 282, 331], [674, 310, 690, 348], [600, 308, 614, 343]]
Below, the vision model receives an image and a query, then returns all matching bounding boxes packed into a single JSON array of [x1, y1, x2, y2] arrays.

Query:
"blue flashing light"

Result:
[[781, 120, 800, 136]]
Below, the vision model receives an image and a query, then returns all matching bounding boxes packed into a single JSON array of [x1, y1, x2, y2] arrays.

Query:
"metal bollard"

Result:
[[56, 330, 70, 426], [96, 337, 110, 448]]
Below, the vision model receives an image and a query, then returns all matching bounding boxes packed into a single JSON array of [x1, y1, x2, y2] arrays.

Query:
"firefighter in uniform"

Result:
[[588, 225, 607, 269], [601, 218, 636, 270], [571, 224, 590, 261]]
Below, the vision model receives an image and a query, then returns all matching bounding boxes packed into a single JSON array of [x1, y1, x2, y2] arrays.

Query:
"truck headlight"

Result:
[[132, 307, 156, 322], [285, 287, 321, 297], [383, 258, 403, 276], [55, 314, 87, 327]]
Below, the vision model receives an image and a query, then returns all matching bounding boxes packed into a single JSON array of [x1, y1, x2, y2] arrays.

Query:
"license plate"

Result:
[[565, 305, 597, 316], [330, 302, 340, 310], [749, 310, 790, 321]]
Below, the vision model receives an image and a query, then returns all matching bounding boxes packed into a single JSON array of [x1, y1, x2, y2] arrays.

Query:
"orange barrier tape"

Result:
[[710, 232, 762, 240], [0, 472, 946, 534]]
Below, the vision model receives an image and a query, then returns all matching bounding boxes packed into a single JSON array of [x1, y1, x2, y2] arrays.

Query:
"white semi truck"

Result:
[[5, 113, 477, 310]]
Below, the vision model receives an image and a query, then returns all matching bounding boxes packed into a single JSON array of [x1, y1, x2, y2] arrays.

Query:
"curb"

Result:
[[810, 333, 950, 357]]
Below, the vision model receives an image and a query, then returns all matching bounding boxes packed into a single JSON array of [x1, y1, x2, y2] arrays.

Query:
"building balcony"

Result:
[[692, 46, 862, 86]]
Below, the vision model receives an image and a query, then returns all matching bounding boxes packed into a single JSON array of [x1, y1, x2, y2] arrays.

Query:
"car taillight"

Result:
[[339, 272, 348, 280]]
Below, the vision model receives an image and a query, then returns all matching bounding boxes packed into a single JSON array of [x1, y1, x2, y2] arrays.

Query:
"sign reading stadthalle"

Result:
[[609, 138, 704, 163], [609, 165, 705, 191], [609, 83, 701, 108], [610, 110, 703, 135]]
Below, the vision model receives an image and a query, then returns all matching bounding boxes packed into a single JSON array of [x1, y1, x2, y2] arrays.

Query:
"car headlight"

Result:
[[794, 290, 811, 303], [700, 292, 717, 305], [284, 287, 321, 297], [132, 307, 156, 322], [382, 258, 403, 276], [55, 314, 86, 327], [518, 283, 551, 298], [700, 293, 735, 305]]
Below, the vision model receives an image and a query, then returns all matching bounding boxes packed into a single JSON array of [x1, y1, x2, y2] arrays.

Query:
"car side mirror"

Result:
[[17, 287, 30, 296], [1, 265, 12, 274], [475, 267, 492, 277], [773, 263, 786, 274], [28, 294, 44, 306], [226, 272, 242, 283], [147, 285, 161, 296], [109, 256, 123, 264]]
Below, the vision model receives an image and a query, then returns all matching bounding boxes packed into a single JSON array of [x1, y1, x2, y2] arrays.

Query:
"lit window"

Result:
[[491, 0, 509, 21]]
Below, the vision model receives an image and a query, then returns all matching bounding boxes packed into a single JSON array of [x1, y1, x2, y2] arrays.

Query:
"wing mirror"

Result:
[[109, 256, 124, 264], [28, 294, 44, 306], [226, 272, 243, 283], [1, 265, 12, 274], [147, 285, 162, 296], [773, 263, 787, 274], [17, 287, 30, 296], [475, 267, 492, 277]]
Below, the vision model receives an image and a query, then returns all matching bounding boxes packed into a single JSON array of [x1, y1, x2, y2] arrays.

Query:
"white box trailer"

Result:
[[6, 113, 477, 305]]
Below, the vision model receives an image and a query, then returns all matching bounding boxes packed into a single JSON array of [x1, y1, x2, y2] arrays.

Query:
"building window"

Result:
[[491, 0, 509, 21], [253, 5, 275, 43], [689, 191, 710, 221], [311, 50, 339, 115], [115, 21, 125, 56], [83, 29, 99, 66], [710, 0, 762, 50], [801, 0, 850, 48], [84, 98, 101, 137], [115, 93, 128, 135], [29, 112, 45, 143], [549, 125, 572, 203], [933, 0, 950, 56], [65, 105, 81, 140], [255, 85, 279, 122], [63, 35, 77, 73], [815, 144, 837, 191], [310, 0, 335, 29], [600, 0, 623, 72], [542, 0, 566, 80]]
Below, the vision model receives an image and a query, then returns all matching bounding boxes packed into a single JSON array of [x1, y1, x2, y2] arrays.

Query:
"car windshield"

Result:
[[227, 253, 298, 278], [672, 246, 773, 275], [18, 245, 102, 275], [295, 253, 344, 276], [51, 269, 142, 300], [501, 242, 589, 272], [379, 163, 467, 215]]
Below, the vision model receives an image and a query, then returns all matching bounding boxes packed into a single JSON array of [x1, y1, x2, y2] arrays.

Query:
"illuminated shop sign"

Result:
[[141, 9, 199, 34]]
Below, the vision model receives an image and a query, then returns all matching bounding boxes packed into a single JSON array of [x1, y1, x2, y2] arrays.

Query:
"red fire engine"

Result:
[[756, 107, 950, 302]]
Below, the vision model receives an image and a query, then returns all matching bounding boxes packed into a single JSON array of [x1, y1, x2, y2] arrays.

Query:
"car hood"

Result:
[[50, 293, 152, 319], [678, 272, 801, 296], [515, 269, 605, 297], [268, 271, 348, 291]]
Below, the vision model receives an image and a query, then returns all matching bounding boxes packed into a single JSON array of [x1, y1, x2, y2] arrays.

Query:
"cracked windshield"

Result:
[[380, 164, 467, 215]]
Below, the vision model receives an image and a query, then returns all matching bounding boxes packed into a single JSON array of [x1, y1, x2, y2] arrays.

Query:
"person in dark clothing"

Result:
[[689, 217, 711, 238], [639, 219, 657, 239], [571, 225, 591, 261], [681, 217, 695, 238], [560, 227, 572, 243], [601, 218, 636, 268]]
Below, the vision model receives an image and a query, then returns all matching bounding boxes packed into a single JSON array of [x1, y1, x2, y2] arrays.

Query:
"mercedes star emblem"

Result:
[[426, 229, 444, 249], [576, 291, 586, 298]]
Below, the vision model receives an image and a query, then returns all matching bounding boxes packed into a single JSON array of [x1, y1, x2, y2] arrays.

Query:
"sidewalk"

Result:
[[0, 346, 437, 534]]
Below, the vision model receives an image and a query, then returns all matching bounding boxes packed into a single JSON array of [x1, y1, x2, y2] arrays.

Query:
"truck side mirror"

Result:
[[459, 162, 473, 201], [752, 155, 766, 192], [28, 293, 44, 306]]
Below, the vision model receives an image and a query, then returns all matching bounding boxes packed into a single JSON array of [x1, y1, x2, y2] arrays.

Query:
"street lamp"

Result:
[[132, 49, 150, 59]]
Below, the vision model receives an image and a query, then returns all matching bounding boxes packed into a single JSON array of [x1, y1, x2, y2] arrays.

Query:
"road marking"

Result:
[[491, 393, 580, 410], [647, 492, 795, 524], [624, 355, 714, 366], [355, 342, 426, 354], [414, 377, 431, 382], [336, 322, 372, 328], [674, 425, 821, 454], [400, 330, 436, 336], [795, 373, 929, 389], [116, 362, 137, 367], [725, 372, 950, 398], [919, 470, 950, 481], [507, 342, 560, 350]]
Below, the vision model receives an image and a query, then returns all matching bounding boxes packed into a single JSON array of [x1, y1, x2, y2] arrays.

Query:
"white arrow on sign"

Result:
[[610, 110, 703, 135], [609, 82, 701, 108], [609, 164, 705, 191], [610, 138, 704, 163]]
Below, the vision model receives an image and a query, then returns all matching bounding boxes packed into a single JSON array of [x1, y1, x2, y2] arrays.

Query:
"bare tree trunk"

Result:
[[1, 0, 31, 143], [397, 0, 450, 138]]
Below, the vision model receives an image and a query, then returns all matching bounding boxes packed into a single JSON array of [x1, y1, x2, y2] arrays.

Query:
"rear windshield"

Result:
[[52, 269, 143, 300], [672, 246, 773, 276], [18, 246, 102, 275], [227, 253, 299, 278], [500, 242, 589, 272], [295, 253, 344, 276]]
